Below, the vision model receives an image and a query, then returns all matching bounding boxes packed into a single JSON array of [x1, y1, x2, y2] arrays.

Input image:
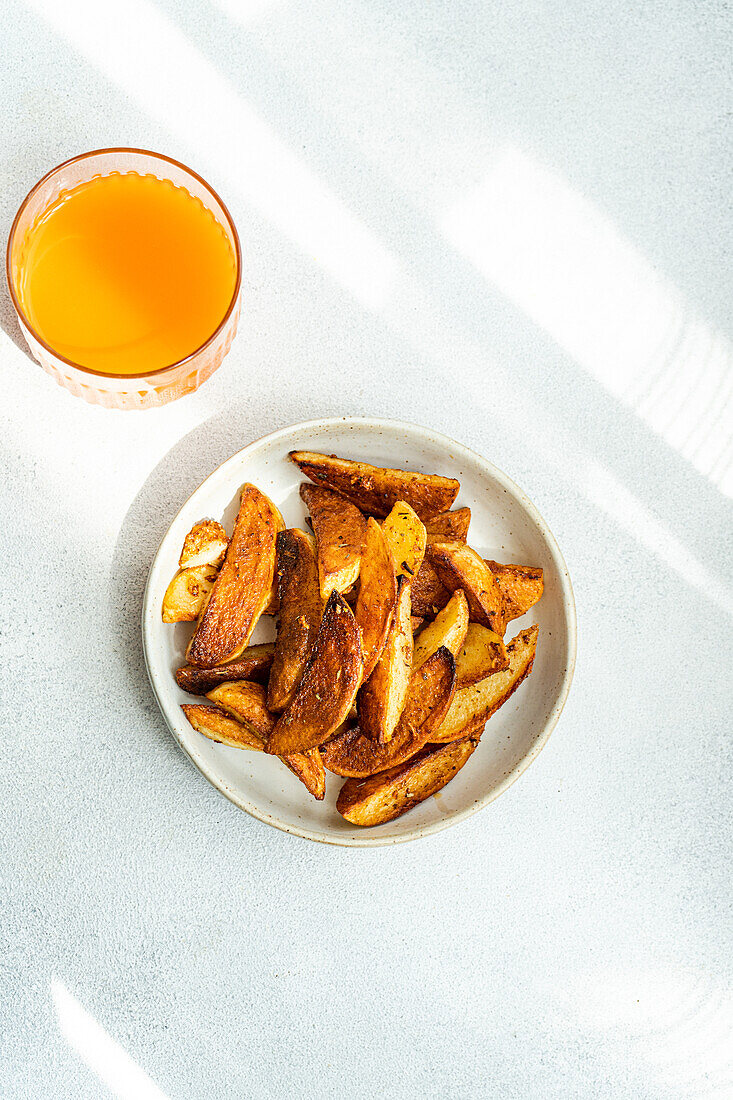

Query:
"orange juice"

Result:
[[16, 172, 237, 375]]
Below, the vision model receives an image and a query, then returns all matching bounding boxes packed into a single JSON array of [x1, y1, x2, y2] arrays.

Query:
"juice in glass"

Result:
[[15, 171, 237, 376]]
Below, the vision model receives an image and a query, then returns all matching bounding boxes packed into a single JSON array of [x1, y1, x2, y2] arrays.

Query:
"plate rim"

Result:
[[142, 415, 577, 846]]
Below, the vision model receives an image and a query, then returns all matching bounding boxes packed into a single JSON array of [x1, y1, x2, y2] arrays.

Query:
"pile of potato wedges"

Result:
[[162, 450, 543, 827]]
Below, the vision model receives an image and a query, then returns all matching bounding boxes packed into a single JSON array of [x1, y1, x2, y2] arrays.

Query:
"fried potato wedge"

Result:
[[179, 519, 229, 570], [175, 643, 275, 694], [206, 681, 325, 799], [413, 590, 469, 670], [323, 647, 456, 777], [266, 592, 363, 755], [290, 450, 459, 520], [432, 626, 538, 742], [357, 575, 413, 744], [455, 623, 508, 686], [426, 507, 471, 544], [162, 565, 218, 623], [300, 483, 367, 599], [486, 561, 544, 621], [410, 559, 451, 617], [181, 703, 263, 750], [429, 541, 507, 635], [355, 518, 398, 682], [188, 485, 283, 667], [381, 500, 427, 581], [267, 529, 323, 712], [337, 735, 479, 825]]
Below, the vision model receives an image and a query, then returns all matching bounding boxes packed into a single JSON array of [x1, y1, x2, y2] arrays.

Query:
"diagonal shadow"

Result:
[[150, 0, 733, 583]]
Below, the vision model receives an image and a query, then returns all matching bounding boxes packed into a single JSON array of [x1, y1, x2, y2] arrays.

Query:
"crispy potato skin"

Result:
[[300, 483, 367, 600], [323, 647, 456, 777], [266, 592, 363, 755], [485, 561, 544, 621], [357, 576, 413, 744], [205, 681, 325, 799], [162, 565, 218, 623], [268, 529, 323, 712], [175, 643, 275, 694], [290, 450, 459, 520], [411, 559, 451, 617], [355, 518, 398, 682], [426, 508, 471, 544], [455, 624, 509, 686], [179, 519, 229, 569], [336, 736, 479, 825], [412, 590, 469, 670], [432, 626, 538, 742], [181, 703, 264, 750], [188, 485, 282, 667], [429, 541, 507, 635]]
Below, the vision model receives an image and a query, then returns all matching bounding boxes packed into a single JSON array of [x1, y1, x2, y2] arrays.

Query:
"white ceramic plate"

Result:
[[142, 418, 576, 845]]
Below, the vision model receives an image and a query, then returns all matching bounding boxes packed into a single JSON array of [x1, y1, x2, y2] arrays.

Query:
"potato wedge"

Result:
[[175, 643, 275, 694], [162, 565, 218, 623], [381, 500, 427, 581], [429, 541, 507, 635], [426, 508, 471, 544], [300, 483, 367, 599], [455, 623, 508, 685], [290, 450, 459, 520], [206, 681, 326, 800], [179, 519, 229, 570], [266, 592, 363, 755], [188, 485, 283, 667], [410, 559, 451, 617], [357, 575, 413, 744], [412, 590, 469, 670], [337, 735, 479, 825], [267, 529, 323, 712], [323, 647, 456, 777], [432, 626, 538, 742], [486, 561, 544, 621], [181, 703, 263, 751], [355, 518, 398, 682]]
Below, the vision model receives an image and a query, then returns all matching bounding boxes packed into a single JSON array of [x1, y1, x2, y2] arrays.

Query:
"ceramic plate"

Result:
[[142, 417, 576, 845]]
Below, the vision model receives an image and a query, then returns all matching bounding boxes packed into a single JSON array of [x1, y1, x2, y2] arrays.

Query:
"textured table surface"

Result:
[[1, 1, 731, 1097]]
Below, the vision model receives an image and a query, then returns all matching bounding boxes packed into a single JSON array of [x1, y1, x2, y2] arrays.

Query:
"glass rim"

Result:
[[5, 147, 243, 382]]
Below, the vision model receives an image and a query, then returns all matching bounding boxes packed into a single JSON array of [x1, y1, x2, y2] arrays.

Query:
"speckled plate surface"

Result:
[[142, 417, 576, 845]]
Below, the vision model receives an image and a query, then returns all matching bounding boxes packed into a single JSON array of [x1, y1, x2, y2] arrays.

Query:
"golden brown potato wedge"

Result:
[[175, 643, 275, 694], [354, 518, 398, 682], [290, 450, 459, 520], [323, 647, 456, 777], [410, 559, 451, 617], [181, 703, 264, 751], [486, 561, 544, 621], [267, 529, 323, 712], [432, 626, 538, 742], [179, 519, 229, 569], [429, 541, 507, 635], [188, 485, 283, 667], [266, 592, 363, 755], [300, 483, 367, 599], [337, 735, 479, 825], [206, 681, 326, 799], [357, 575, 413, 744], [412, 590, 469, 670], [381, 500, 427, 581], [426, 508, 471, 544], [455, 623, 508, 685], [162, 566, 218, 623]]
